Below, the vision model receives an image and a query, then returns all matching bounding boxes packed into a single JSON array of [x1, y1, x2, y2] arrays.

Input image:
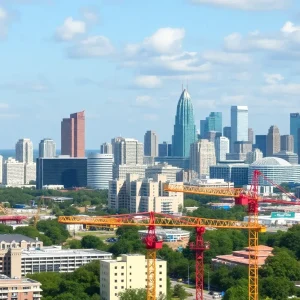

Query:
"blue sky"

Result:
[[1, 0, 300, 149]]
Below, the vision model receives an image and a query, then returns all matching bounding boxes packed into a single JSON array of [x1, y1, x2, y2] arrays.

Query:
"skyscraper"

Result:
[[266, 125, 281, 156], [255, 135, 267, 157], [144, 130, 158, 157], [290, 113, 300, 153], [172, 89, 197, 157], [223, 126, 232, 152], [16, 138, 33, 163], [39, 139, 56, 158], [248, 128, 254, 144], [246, 149, 263, 164], [158, 142, 169, 157], [61, 111, 85, 157], [200, 112, 222, 138], [215, 136, 229, 162], [230, 106, 248, 151], [280, 135, 294, 152], [100, 143, 113, 154]]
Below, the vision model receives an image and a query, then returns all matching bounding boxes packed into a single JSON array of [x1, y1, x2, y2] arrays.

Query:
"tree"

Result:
[[173, 284, 188, 300], [223, 279, 248, 300], [119, 288, 146, 300], [63, 206, 80, 216], [68, 239, 81, 249], [260, 277, 295, 300], [81, 235, 106, 250]]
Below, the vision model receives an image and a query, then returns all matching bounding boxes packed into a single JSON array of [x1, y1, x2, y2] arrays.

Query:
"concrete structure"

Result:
[[0, 275, 42, 300], [230, 106, 248, 151], [190, 140, 216, 177], [172, 89, 197, 157], [248, 128, 254, 144], [87, 153, 113, 189], [281, 135, 294, 152], [155, 157, 189, 170], [248, 157, 300, 185], [200, 112, 222, 139], [113, 164, 146, 180], [215, 136, 229, 162], [145, 163, 182, 182], [290, 113, 300, 153], [223, 126, 231, 151], [246, 148, 263, 164], [244, 213, 300, 226], [266, 125, 280, 156], [158, 142, 171, 157], [24, 163, 36, 184], [3, 158, 24, 186], [108, 174, 183, 214], [255, 135, 267, 157], [101, 142, 113, 154], [273, 150, 299, 165], [39, 138, 56, 158], [207, 131, 221, 144], [143, 156, 155, 166], [100, 254, 167, 300], [138, 228, 190, 242], [189, 178, 234, 188], [0, 155, 3, 183], [144, 130, 158, 157], [61, 111, 85, 157], [15, 139, 33, 163], [212, 245, 273, 268]]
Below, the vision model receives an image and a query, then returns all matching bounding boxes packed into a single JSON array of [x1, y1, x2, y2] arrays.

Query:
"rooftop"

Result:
[[0, 234, 36, 243], [251, 157, 291, 166]]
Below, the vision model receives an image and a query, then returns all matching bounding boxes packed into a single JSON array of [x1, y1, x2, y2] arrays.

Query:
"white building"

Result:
[[190, 178, 234, 188], [0, 155, 3, 183], [190, 139, 216, 177], [246, 148, 263, 164], [144, 130, 158, 157], [39, 138, 56, 158], [231, 106, 248, 150], [15, 138, 33, 163], [3, 158, 25, 186], [25, 163, 36, 184], [87, 153, 113, 189], [100, 254, 167, 300], [145, 163, 182, 182], [215, 136, 229, 162], [138, 228, 190, 242], [113, 164, 147, 180], [101, 142, 113, 154]]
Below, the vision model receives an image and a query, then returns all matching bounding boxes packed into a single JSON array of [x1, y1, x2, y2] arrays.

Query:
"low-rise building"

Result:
[[100, 254, 167, 300], [0, 275, 42, 300], [138, 228, 190, 242]]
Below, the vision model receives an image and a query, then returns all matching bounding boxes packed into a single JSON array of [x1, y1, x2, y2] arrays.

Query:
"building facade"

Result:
[[200, 112, 222, 139], [100, 254, 167, 300], [280, 135, 294, 152], [230, 106, 248, 151], [16, 139, 33, 163], [39, 138, 56, 158], [36, 157, 87, 189], [248, 128, 254, 144], [172, 89, 197, 157], [255, 135, 267, 157], [3, 158, 25, 186], [25, 163, 36, 184], [266, 125, 281, 156], [87, 153, 113, 189], [100, 143, 113, 154], [273, 151, 299, 165], [215, 136, 230, 162], [145, 163, 182, 182], [158, 142, 169, 157], [61, 111, 85, 157], [290, 113, 300, 153], [245, 148, 263, 164], [144, 130, 158, 157], [113, 164, 146, 180]]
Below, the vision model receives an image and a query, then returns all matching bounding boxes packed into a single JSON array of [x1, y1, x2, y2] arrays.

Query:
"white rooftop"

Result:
[[251, 157, 291, 166]]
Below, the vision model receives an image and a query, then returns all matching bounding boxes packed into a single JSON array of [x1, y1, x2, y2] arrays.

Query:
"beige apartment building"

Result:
[[0, 274, 42, 300], [100, 254, 167, 300]]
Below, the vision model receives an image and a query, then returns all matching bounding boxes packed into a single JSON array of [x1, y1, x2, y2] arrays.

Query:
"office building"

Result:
[[273, 151, 299, 165], [87, 153, 113, 189], [190, 140, 216, 177], [290, 113, 300, 153], [280, 135, 294, 152], [145, 163, 182, 182], [36, 157, 87, 189], [248, 157, 300, 185], [39, 138, 56, 158], [248, 128, 254, 144], [155, 157, 189, 170], [108, 174, 183, 214], [144, 130, 158, 157], [230, 106, 248, 151], [100, 142, 113, 154], [158, 142, 168, 157], [200, 112, 222, 139], [223, 126, 231, 140], [15, 138, 33, 163], [2, 158, 25, 186], [215, 136, 229, 162], [61, 111, 85, 157], [255, 135, 267, 157], [100, 254, 167, 300], [245, 149, 263, 164], [0, 275, 42, 299], [172, 89, 197, 157], [207, 131, 221, 143], [113, 164, 147, 180], [25, 163, 36, 184], [0, 155, 3, 183], [143, 156, 155, 166], [266, 125, 281, 156]]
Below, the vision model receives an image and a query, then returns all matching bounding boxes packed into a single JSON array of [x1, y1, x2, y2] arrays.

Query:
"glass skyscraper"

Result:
[[172, 89, 197, 157], [200, 112, 222, 138], [231, 106, 248, 151], [290, 113, 300, 153]]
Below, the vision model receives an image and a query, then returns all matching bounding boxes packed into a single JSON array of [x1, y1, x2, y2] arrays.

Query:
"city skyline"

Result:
[[1, 1, 300, 148]]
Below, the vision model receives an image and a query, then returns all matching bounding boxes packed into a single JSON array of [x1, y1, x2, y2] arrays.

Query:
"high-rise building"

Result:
[[190, 140, 216, 177], [280, 135, 294, 152], [207, 131, 222, 144], [144, 130, 158, 157], [230, 106, 248, 151], [215, 136, 230, 162], [172, 89, 197, 157], [3, 158, 25, 186], [246, 149, 263, 164], [25, 163, 36, 184], [266, 125, 281, 156], [0, 155, 3, 183], [61, 111, 85, 157], [290, 113, 300, 153], [158, 142, 169, 157], [223, 126, 232, 152], [274, 151, 298, 165], [255, 135, 267, 157], [39, 138, 56, 158], [87, 153, 113, 189], [100, 142, 113, 154], [15, 138, 33, 163], [200, 112, 222, 139], [248, 128, 254, 144]]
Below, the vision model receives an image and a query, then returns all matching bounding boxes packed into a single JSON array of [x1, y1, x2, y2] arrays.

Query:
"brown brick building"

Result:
[[61, 111, 85, 157]]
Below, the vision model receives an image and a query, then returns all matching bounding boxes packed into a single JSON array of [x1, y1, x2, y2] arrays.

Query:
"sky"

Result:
[[1, 0, 300, 149]]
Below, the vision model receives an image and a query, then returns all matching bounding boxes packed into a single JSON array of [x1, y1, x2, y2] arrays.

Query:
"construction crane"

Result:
[[58, 211, 265, 300]]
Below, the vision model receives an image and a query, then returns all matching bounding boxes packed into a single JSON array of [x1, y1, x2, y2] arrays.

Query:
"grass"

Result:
[[75, 230, 116, 240]]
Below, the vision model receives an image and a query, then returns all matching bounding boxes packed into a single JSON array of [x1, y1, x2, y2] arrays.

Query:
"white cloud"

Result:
[[220, 95, 246, 105], [190, 0, 287, 11], [0, 103, 9, 109], [264, 73, 284, 84], [0, 6, 9, 37], [68, 36, 114, 58], [262, 83, 300, 95], [126, 27, 185, 56], [134, 76, 162, 89], [56, 17, 86, 41], [281, 21, 300, 33], [82, 8, 99, 23], [136, 95, 152, 105], [143, 113, 158, 121], [202, 51, 251, 64]]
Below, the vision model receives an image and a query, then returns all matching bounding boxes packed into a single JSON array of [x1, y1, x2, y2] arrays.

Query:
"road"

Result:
[[170, 280, 215, 300]]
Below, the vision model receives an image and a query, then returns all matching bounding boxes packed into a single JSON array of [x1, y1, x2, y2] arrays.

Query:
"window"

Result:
[[115, 266, 117, 269], [115, 280, 117, 283], [129, 266, 132, 269], [121, 266, 124, 269], [159, 285, 162, 288], [159, 265, 162, 268], [129, 273, 132, 275], [159, 271, 162, 274], [129, 279, 131, 282], [115, 286, 117, 289], [121, 273, 124, 276], [159, 278, 162, 281], [121, 286, 124, 289], [114, 273, 117, 276], [121, 280, 124, 282]]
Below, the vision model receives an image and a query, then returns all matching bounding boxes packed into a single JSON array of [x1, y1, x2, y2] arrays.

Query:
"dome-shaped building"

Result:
[[248, 157, 300, 185]]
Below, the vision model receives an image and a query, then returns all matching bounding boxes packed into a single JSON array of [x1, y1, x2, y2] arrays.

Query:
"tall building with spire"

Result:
[[172, 89, 197, 157]]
